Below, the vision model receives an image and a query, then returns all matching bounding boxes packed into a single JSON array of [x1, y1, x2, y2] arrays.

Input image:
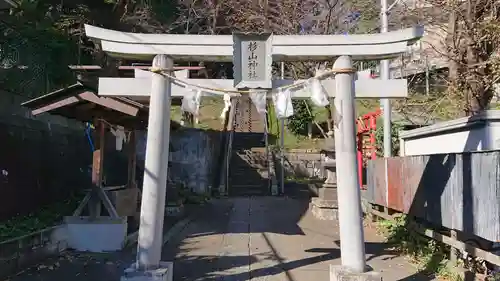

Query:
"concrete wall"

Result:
[[400, 110, 500, 156], [136, 128, 221, 194]]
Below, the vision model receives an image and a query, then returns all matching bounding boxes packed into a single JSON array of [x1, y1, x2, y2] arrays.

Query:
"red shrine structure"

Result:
[[356, 109, 382, 189]]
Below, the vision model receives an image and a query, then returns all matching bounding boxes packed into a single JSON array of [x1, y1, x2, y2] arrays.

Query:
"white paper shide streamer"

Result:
[[249, 89, 267, 117], [110, 125, 126, 151], [181, 89, 202, 116], [308, 78, 329, 107], [220, 94, 232, 119], [273, 88, 294, 118]]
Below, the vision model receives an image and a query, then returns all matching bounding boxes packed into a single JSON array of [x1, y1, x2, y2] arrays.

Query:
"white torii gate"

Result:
[[84, 24, 423, 281]]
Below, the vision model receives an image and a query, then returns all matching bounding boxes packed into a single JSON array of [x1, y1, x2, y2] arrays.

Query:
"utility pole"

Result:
[[381, 0, 392, 157]]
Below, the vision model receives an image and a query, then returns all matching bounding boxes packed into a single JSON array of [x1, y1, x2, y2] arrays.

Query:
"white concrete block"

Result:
[[64, 216, 127, 252]]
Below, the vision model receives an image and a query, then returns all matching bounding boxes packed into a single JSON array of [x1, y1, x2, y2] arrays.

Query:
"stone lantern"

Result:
[[310, 137, 338, 220]]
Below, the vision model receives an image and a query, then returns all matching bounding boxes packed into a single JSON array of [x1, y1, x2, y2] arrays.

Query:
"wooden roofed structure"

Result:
[[20, 73, 182, 225], [21, 82, 152, 129]]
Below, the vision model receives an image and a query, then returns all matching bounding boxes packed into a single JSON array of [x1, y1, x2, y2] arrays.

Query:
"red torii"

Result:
[[356, 108, 381, 189]]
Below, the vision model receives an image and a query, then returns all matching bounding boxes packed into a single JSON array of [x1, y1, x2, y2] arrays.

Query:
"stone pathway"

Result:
[[162, 197, 433, 281], [7, 197, 434, 281]]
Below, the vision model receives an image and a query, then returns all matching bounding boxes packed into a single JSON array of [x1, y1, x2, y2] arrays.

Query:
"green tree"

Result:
[[287, 100, 314, 136], [375, 119, 404, 156], [1, 0, 181, 97]]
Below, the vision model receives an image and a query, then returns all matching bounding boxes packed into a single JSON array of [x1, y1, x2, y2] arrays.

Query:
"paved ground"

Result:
[[8, 197, 433, 281], [162, 197, 432, 281]]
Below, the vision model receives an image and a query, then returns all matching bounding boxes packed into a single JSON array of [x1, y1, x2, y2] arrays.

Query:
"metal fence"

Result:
[[366, 151, 500, 243], [0, 19, 49, 98], [0, 112, 134, 221], [0, 18, 91, 221]]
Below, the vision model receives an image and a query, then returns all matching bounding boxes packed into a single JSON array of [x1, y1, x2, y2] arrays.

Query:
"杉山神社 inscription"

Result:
[[233, 33, 273, 89]]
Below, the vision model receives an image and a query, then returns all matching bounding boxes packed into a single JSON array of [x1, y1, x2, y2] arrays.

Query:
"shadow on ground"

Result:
[[6, 209, 195, 281], [162, 194, 434, 281], [9, 187, 434, 281]]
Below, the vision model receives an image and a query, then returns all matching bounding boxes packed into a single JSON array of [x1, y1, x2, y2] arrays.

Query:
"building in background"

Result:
[[380, 0, 499, 99]]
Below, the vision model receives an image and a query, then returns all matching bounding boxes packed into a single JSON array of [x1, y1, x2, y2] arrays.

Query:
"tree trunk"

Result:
[[326, 105, 333, 133], [464, 0, 491, 115], [447, 7, 458, 85]]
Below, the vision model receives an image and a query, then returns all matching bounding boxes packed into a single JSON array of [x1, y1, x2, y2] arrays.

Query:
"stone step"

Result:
[[230, 160, 268, 167], [229, 191, 269, 197], [230, 167, 268, 172], [230, 167, 269, 174], [230, 178, 266, 183], [232, 155, 268, 161], [232, 144, 266, 150], [229, 185, 270, 196], [229, 169, 267, 174], [230, 161, 268, 166], [232, 154, 268, 159], [230, 175, 267, 181], [230, 169, 268, 174], [233, 153, 268, 159], [232, 96, 266, 133], [231, 168, 268, 173]]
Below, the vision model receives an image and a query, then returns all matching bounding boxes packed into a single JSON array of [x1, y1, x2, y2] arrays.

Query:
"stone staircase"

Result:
[[227, 96, 271, 196]]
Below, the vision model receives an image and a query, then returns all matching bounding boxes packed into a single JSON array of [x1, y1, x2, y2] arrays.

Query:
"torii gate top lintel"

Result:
[[84, 24, 424, 62]]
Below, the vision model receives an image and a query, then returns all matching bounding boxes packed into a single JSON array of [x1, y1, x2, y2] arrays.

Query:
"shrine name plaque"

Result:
[[232, 33, 273, 89]]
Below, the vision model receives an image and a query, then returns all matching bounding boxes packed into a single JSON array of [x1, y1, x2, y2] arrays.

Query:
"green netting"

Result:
[[0, 18, 75, 98], [0, 20, 47, 98]]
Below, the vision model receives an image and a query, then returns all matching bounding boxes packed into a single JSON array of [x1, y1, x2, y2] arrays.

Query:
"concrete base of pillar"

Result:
[[121, 262, 173, 281], [310, 198, 338, 220], [330, 265, 382, 281]]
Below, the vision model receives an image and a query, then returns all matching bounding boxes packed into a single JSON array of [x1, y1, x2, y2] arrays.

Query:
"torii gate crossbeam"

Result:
[[85, 25, 423, 62], [97, 77, 408, 99], [84, 24, 423, 281]]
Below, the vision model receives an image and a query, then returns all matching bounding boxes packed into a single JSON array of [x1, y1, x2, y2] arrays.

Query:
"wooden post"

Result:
[[370, 116, 377, 159], [450, 230, 458, 264], [90, 119, 105, 218], [357, 135, 363, 188], [127, 130, 137, 190]]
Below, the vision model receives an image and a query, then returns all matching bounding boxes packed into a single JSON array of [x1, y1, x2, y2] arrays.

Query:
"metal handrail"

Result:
[[213, 98, 237, 195], [224, 126, 234, 194]]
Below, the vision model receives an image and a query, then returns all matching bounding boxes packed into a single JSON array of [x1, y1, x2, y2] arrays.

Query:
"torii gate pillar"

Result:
[[135, 55, 173, 274], [332, 56, 367, 273]]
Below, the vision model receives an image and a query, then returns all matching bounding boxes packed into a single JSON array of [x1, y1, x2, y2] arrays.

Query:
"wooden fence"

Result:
[[365, 151, 500, 243]]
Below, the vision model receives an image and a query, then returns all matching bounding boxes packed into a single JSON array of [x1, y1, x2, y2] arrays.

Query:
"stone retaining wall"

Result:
[[0, 225, 68, 279], [136, 128, 221, 194], [278, 149, 326, 179]]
